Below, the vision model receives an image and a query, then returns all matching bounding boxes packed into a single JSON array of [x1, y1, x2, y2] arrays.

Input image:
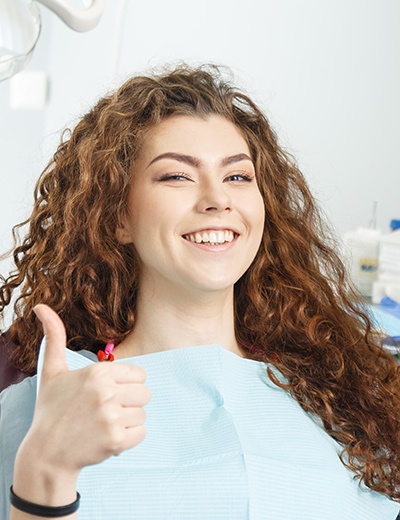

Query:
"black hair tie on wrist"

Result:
[[10, 486, 80, 517]]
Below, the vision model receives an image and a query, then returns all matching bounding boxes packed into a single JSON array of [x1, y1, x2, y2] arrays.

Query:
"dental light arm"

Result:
[[0, 0, 106, 81], [37, 0, 106, 32]]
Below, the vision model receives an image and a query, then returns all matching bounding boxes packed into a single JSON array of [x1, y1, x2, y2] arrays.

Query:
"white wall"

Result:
[[0, 6, 52, 305], [1, 0, 400, 283]]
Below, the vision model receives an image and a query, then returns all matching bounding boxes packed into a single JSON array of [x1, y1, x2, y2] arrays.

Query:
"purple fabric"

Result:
[[0, 333, 32, 393]]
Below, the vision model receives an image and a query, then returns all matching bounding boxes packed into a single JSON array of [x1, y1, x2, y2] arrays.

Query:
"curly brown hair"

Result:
[[1, 64, 399, 500]]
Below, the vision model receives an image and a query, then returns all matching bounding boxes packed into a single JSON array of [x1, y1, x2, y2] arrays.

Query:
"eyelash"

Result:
[[158, 172, 253, 183], [226, 173, 253, 182], [158, 173, 190, 182]]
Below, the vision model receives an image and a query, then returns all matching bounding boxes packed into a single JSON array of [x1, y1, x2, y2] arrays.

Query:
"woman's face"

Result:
[[119, 114, 265, 297]]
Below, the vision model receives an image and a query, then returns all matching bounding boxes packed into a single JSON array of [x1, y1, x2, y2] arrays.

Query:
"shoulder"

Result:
[[0, 375, 37, 437], [0, 374, 37, 442], [0, 331, 33, 393], [0, 376, 36, 450]]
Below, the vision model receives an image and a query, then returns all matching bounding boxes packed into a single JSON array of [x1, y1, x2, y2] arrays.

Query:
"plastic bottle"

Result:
[[371, 219, 400, 304], [343, 227, 381, 299]]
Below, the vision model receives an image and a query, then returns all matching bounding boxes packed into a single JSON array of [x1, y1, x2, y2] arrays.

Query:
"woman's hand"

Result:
[[11, 304, 150, 517]]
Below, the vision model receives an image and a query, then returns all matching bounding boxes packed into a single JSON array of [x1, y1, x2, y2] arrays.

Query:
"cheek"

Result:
[[127, 191, 158, 234], [251, 193, 266, 235], [249, 201, 266, 258], [249, 201, 266, 266], [128, 197, 172, 253]]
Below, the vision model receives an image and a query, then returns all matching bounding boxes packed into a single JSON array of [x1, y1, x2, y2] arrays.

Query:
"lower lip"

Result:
[[182, 235, 238, 252]]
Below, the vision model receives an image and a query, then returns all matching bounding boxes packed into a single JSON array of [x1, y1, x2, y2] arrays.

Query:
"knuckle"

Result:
[[108, 424, 147, 455], [104, 408, 119, 426], [108, 430, 125, 453], [84, 364, 106, 385], [142, 386, 152, 403], [90, 385, 114, 408], [97, 404, 118, 430], [101, 386, 117, 405], [82, 366, 116, 404], [135, 407, 147, 425], [132, 365, 146, 382], [131, 425, 147, 446]]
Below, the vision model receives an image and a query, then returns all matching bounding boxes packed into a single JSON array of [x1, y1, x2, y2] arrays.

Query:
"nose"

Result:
[[196, 179, 232, 213]]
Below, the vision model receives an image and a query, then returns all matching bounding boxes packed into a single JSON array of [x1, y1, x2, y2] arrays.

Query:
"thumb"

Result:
[[34, 304, 68, 382]]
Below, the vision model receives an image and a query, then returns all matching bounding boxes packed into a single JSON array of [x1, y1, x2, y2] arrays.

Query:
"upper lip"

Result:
[[182, 226, 240, 236]]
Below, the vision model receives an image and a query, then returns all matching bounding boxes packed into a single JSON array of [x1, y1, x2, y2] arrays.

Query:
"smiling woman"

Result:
[[115, 115, 265, 331], [0, 65, 399, 520]]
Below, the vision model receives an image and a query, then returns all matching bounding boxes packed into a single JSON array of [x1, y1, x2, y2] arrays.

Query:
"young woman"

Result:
[[1, 65, 399, 519]]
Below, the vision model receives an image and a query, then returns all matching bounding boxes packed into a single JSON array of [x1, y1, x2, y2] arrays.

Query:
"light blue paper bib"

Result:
[[37, 343, 400, 519]]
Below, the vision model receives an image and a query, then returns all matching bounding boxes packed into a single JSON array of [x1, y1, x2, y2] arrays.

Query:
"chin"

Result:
[[189, 277, 238, 294]]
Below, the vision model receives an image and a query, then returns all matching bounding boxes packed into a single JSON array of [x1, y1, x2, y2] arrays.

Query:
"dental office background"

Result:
[[1, 0, 400, 328]]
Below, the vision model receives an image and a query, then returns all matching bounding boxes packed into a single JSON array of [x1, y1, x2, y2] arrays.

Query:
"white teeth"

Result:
[[185, 230, 235, 244], [225, 231, 233, 242], [216, 231, 225, 243]]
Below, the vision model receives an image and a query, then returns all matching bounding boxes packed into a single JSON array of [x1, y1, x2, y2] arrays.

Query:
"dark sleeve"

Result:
[[0, 332, 32, 393]]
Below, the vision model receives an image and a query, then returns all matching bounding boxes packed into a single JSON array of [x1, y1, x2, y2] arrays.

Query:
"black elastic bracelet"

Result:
[[10, 486, 80, 518]]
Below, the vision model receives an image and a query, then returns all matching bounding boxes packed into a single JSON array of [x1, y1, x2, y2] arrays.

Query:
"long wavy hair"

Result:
[[1, 64, 399, 500]]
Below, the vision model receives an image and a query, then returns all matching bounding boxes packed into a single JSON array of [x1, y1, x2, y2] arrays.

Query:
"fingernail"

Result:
[[33, 305, 43, 323]]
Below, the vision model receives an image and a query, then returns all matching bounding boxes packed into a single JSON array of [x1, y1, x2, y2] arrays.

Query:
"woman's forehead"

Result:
[[137, 114, 251, 162]]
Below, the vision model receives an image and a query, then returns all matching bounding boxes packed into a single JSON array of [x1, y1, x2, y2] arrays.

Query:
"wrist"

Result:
[[13, 438, 79, 508], [10, 487, 80, 518]]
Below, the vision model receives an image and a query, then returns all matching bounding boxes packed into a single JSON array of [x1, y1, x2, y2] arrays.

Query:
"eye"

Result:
[[158, 173, 192, 182], [224, 172, 253, 183]]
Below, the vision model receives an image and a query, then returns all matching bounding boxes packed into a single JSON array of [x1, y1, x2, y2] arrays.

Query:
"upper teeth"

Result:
[[184, 230, 235, 244]]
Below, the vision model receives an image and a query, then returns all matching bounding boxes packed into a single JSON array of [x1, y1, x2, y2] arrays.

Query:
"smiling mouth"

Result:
[[182, 230, 237, 245]]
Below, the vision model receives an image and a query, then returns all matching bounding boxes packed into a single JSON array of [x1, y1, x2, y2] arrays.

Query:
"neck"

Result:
[[114, 283, 244, 359]]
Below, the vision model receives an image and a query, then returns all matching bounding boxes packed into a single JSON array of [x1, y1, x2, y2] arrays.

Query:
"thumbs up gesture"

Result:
[[21, 304, 151, 476]]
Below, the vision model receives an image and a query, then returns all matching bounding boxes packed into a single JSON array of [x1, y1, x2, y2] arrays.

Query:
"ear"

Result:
[[116, 228, 133, 244], [116, 220, 134, 245]]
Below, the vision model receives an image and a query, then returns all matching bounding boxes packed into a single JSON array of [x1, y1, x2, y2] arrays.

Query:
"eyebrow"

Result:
[[146, 152, 253, 169]]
